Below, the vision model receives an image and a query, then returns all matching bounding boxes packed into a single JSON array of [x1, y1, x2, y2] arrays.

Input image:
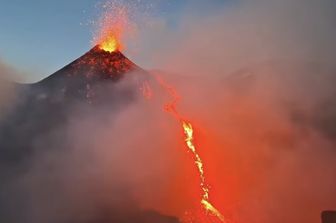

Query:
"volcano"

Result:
[[0, 46, 144, 162], [0, 47, 179, 223], [34, 46, 144, 101]]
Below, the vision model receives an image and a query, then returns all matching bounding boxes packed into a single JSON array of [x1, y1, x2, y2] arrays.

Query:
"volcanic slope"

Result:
[[0, 47, 178, 223], [0, 46, 144, 162]]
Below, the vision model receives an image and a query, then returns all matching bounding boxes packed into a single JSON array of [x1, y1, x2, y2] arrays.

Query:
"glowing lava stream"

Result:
[[92, 3, 224, 220], [183, 122, 225, 222], [97, 38, 225, 220], [147, 75, 226, 222], [94, 5, 224, 217]]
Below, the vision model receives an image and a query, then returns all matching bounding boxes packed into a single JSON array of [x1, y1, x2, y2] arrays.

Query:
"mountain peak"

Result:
[[40, 46, 139, 83], [32, 46, 143, 101]]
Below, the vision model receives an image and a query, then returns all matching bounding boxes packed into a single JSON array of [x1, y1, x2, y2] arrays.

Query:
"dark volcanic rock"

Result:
[[0, 46, 146, 164], [0, 47, 171, 223]]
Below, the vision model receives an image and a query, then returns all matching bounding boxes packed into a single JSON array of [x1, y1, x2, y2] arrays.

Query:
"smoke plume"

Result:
[[131, 0, 336, 222]]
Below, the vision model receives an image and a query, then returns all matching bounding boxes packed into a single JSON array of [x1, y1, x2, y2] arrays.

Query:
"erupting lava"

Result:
[[93, 2, 130, 53], [99, 34, 122, 53], [147, 75, 226, 223]]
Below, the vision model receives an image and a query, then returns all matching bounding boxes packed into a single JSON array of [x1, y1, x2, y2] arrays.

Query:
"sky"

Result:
[[0, 0, 228, 82]]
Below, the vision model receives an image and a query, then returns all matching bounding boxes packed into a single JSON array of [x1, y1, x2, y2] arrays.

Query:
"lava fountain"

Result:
[[93, 2, 129, 53]]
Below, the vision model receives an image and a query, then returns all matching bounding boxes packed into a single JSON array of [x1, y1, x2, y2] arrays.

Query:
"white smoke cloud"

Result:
[[127, 0, 336, 222]]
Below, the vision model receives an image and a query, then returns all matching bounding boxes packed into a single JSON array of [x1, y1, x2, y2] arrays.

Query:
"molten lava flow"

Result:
[[182, 122, 225, 222], [144, 74, 226, 223]]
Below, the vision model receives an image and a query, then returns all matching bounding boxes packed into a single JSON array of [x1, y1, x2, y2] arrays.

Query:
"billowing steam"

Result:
[[1, 0, 336, 223], [0, 61, 23, 120], [134, 0, 336, 222]]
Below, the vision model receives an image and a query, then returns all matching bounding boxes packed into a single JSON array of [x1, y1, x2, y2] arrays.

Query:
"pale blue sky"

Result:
[[0, 0, 229, 81]]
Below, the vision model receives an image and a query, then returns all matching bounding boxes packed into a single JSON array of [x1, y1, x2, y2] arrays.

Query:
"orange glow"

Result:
[[145, 74, 226, 222], [99, 34, 122, 52], [93, 2, 131, 53], [183, 121, 225, 222]]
